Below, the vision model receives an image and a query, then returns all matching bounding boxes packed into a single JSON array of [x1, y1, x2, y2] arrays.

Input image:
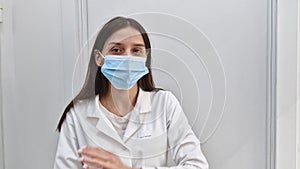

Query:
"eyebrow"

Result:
[[109, 42, 145, 47]]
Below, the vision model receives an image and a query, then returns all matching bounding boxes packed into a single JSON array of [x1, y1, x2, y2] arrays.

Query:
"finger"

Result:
[[81, 156, 113, 169], [79, 147, 111, 160], [80, 146, 111, 156], [85, 167, 101, 169], [84, 165, 102, 169]]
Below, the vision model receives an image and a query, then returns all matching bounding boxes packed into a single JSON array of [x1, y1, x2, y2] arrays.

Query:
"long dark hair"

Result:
[[57, 16, 157, 132]]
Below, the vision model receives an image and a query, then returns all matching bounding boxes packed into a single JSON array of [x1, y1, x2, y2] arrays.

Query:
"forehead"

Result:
[[104, 27, 144, 45]]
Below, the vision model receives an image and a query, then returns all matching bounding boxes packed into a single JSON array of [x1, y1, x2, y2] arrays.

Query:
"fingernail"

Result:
[[78, 157, 84, 162], [83, 164, 88, 169], [78, 146, 87, 153]]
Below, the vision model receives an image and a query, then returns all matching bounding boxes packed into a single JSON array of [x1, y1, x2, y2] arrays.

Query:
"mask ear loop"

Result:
[[94, 49, 105, 67]]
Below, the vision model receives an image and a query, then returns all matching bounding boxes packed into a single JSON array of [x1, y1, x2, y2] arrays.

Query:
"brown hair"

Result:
[[56, 16, 158, 132]]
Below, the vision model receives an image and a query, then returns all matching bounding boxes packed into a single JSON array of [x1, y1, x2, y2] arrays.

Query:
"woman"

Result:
[[54, 16, 209, 169]]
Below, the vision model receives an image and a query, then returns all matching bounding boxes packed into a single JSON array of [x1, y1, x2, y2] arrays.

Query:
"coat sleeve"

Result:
[[143, 92, 209, 169], [53, 109, 83, 169]]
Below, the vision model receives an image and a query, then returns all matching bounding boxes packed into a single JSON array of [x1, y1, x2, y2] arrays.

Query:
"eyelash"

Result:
[[133, 49, 142, 53], [110, 47, 144, 54], [111, 48, 122, 53]]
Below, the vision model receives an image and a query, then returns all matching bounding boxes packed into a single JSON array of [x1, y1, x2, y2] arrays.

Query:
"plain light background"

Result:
[[62, 1, 269, 169], [0, 0, 299, 169], [276, 0, 299, 168]]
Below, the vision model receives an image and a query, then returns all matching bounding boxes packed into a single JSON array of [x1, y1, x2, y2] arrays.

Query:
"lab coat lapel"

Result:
[[123, 110, 142, 142], [123, 89, 152, 142], [86, 95, 124, 145], [95, 115, 124, 144]]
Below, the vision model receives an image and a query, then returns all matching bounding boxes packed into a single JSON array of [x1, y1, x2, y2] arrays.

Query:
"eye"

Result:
[[110, 47, 123, 54], [133, 49, 141, 53], [132, 48, 145, 55]]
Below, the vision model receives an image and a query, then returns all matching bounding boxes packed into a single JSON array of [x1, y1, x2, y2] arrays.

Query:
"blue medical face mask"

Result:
[[101, 55, 149, 90]]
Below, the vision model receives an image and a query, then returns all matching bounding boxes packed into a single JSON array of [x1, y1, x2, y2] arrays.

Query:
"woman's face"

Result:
[[102, 26, 147, 57]]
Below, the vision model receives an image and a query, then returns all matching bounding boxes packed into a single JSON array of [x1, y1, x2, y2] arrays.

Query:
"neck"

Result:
[[100, 84, 139, 117]]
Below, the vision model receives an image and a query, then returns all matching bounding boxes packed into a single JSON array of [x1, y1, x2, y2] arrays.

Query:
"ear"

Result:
[[94, 49, 104, 67]]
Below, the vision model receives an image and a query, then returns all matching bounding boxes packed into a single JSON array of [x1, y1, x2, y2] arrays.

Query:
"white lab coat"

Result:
[[53, 89, 209, 169]]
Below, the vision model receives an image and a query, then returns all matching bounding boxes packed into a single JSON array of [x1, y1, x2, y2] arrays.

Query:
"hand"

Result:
[[78, 146, 133, 169]]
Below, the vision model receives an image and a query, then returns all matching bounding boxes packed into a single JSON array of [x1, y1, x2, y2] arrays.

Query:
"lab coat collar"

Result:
[[86, 88, 152, 118], [132, 88, 152, 113], [86, 88, 152, 144], [123, 89, 152, 142]]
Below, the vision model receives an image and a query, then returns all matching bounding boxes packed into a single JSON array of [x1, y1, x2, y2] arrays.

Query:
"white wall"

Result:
[[0, 0, 5, 164], [2, 0, 298, 169], [0, 2, 4, 165], [297, 0, 300, 167], [298, 0, 300, 167], [276, 0, 299, 169], [77, 1, 270, 169], [0, 0, 65, 168]]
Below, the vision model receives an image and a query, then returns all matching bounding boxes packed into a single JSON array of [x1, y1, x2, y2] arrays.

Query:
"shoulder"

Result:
[[147, 89, 181, 114], [151, 89, 180, 105], [62, 96, 96, 127], [64, 96, 96, 120], [73, 97, 95, 112]]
